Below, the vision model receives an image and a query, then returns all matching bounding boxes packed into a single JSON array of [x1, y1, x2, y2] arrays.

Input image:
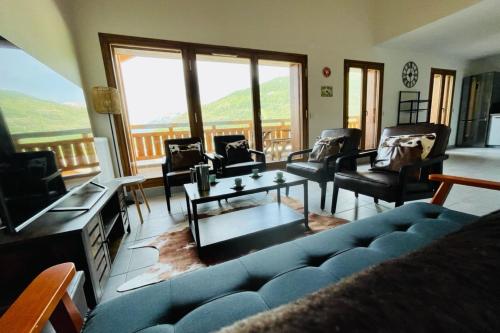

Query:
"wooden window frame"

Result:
[[427, 68, 457, 125], [98, 33, 308, 187], [343, 59, 384, 150]]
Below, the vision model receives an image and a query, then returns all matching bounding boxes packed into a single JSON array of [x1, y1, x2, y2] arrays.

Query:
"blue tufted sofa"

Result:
[[80, 202, 477, 333]]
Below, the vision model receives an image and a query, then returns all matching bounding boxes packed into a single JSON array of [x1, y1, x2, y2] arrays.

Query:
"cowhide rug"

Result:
[[117, 196, 347, 292]]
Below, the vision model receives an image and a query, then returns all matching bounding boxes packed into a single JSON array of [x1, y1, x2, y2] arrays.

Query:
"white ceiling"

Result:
[[379, 0, 500, 60]]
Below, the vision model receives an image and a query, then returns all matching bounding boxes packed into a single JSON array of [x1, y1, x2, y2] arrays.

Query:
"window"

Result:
[[100, 34, 308, 185]]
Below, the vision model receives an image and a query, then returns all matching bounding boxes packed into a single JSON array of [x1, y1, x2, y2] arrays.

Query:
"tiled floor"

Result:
[[101, 147, 500, 302]]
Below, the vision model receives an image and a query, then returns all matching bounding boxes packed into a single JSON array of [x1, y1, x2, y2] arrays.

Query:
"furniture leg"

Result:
[[331, 185, 339, 214], [139, 184, 151, 213], [185, 190, 192, 226], [131, 188, 144, 224], [192, 204, 201, 252], [374, 197, 379, 203], [303, 181, 309, 229], [285, 185, 289, 196], [320, 183, 326, 210], [355, 192, 359, 198], [277, 186, 281, 204], [165, 182, 171, 212]]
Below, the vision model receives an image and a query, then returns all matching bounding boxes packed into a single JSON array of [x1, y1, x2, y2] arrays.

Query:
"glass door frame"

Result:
[[343, 59, 384, 150], [99, 33, 308, 187], [427, 67, 456, 125]]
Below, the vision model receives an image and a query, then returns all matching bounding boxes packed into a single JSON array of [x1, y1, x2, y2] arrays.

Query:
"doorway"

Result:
[[344, 60, 384, 150], [428, 68, 456, 125]]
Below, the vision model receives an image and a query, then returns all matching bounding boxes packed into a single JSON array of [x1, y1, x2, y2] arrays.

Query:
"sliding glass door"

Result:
[[196, 54, 255, 152], [114, 48, 191, 179], [258, 60, 303, 162], [100, 34, 308, 186]]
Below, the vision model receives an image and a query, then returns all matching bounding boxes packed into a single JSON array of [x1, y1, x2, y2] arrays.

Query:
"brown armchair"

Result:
[[208, 135, 266, 178], [331, 123, 451, 214], [162, 137, 212, 212], [286, 128, 362, 210]]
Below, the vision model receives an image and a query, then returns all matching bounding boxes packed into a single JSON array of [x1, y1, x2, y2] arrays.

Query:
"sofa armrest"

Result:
[[429, 174, 500, 206], [335, 150, 369, 172], [0, 263, 83, 333], [249, 149, 266, 164], [287, 149, 313, 163]]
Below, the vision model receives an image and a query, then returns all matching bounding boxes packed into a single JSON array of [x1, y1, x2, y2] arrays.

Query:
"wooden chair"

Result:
[[1, 175, 500, 333], [161, 137, 212, 212], [209, 135, 266, 178]]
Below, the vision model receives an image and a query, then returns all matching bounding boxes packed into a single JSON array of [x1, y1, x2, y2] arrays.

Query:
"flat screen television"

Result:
[[0, 36, 101, 233]]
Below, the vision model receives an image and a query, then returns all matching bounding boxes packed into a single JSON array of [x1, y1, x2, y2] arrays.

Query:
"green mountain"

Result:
[[174, 76, 291, 122], [0, 90, 91, 134]]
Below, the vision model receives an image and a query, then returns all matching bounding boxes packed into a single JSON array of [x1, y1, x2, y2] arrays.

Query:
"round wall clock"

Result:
[[402, 61, 418, 88]]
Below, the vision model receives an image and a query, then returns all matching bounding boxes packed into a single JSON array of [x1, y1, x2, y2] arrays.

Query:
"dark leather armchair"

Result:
[[332, 123, 451, 214], [162, 137, 210, 212], [286, 128, 362, 210], [208, 135, 266, 178]]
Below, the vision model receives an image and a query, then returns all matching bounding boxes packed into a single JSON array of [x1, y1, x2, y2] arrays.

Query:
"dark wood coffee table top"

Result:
[[184, 170, 306, 203]]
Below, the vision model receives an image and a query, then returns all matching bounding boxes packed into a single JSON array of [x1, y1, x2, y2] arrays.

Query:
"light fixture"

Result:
[[92, 86, 122, 177]]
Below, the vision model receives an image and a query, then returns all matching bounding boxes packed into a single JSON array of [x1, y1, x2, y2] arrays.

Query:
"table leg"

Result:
[[131, 188, 144, 224], [192, 203, 201, 252], [185, 191, 192, 227], [277, 186, 281, 204], [303, 181, 309, 229], [138, 184, 151, 213]]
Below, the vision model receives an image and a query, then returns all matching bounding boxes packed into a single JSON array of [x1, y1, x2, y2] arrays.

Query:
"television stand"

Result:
[[0, 179, 130, 309], [50, 181, 108, 212]]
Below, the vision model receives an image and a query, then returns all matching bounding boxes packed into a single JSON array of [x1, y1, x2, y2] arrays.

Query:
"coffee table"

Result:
[[184, 170, 308, 253]]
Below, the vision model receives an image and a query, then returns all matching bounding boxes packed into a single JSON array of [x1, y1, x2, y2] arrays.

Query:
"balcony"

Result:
[[131, 119, 292, 178], [13, 120, 293, 180]]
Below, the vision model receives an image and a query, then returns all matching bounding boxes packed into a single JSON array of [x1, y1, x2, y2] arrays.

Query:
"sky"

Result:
[[0, 44, 86, 105], [120, 56, 289, 125]]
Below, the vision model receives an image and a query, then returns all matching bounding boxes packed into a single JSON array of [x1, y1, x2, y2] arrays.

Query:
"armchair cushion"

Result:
[[308, 136, 344, 163], [225, 140, 252, 165], [286, 162, 327, 182], [372, 133, 436, 175], [168, 142, 204, 171], [335, 170, 432, 201]]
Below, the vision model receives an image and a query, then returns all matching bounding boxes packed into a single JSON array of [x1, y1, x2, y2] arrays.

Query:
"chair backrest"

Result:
[[320, 128, 362, 154], [164, 137, 204, 158], [380, 124, 451, 158], [164, 137, 204, 171], [213, 135, 246, 158]]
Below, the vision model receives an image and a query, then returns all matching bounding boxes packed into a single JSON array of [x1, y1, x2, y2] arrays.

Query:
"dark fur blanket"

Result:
[[220, 211, 500, 333]]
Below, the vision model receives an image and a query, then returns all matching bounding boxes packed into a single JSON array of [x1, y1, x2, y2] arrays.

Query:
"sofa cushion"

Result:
[[82, 203, 478, 333], [220, 209, 500, 333]]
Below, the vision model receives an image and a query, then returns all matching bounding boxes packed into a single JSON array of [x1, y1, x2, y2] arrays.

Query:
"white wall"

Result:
[[60, 0, 467, 153], [0, 0, 81, 84], [371, 0, 480, 43], [466, 54, 500, 75]]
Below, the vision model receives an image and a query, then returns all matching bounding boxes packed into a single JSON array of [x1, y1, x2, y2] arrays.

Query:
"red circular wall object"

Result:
[[322, 67, 331, 78]]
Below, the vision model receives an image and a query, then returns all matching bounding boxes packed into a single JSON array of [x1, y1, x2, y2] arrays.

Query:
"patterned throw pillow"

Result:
[[308, 136, 345, 163], [169, 142, 203, 171], [371, 133, 436, 176], [225, 140, 252, 164]]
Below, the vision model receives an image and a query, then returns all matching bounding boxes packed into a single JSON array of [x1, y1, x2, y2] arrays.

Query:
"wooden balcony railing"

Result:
[[12, 129, 99, 174], [10, 119, 293, 178], [130, 119, 292, 163]]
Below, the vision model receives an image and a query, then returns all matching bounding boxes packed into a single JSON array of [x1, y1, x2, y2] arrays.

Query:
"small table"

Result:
[[184, 170, 308, 253], [117, 175, 151, 224]]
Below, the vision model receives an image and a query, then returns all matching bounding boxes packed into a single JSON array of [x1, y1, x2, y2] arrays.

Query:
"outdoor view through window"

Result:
[[0, 36, 100, 187], [116, 48, 300, 179]]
